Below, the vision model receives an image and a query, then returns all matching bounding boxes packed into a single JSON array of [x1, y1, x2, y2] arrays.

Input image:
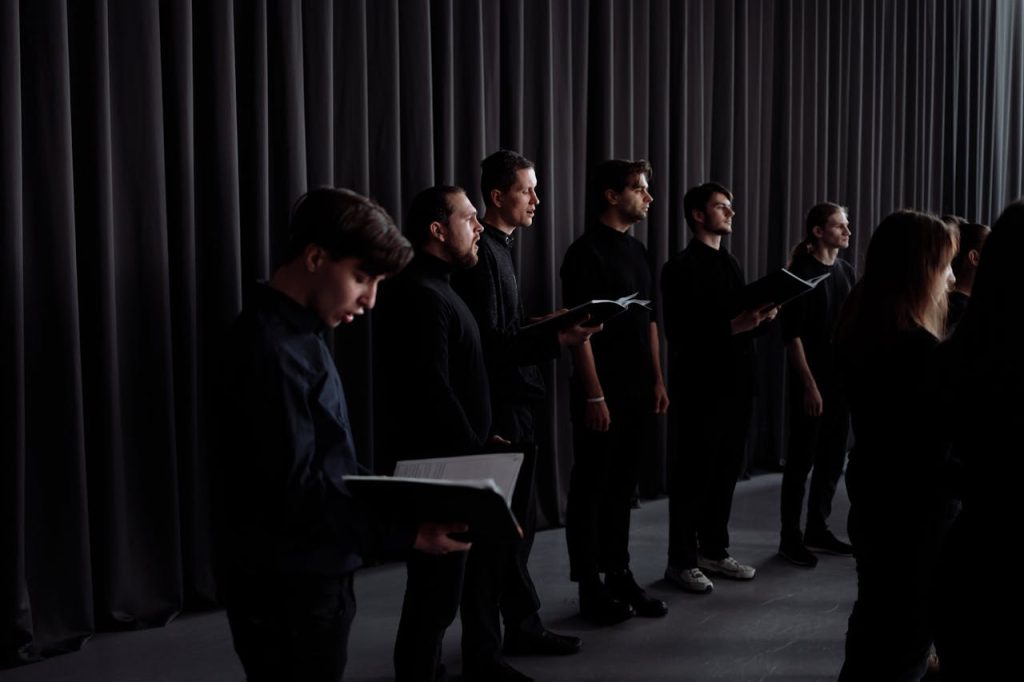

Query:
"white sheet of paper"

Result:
[[394, 452, 524, 505]]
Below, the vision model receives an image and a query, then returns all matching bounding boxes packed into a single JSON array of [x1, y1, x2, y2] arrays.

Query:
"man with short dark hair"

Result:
[[559, 159, 671, 626], [216, 187, 468, 682], [661, 182, 777, 594], [946, 220, 990, 332], [451, 150, 588, 662], [376, 185, 531, 682]]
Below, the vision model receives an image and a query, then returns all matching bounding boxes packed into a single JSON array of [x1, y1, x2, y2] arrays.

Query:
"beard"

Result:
[[446, 240, 479, 269]]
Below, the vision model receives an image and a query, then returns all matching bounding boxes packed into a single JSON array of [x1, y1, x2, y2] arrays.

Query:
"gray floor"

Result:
[[1, 473, 855, 681]]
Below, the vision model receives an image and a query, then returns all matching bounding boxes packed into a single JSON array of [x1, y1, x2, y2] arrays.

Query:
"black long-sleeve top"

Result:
[[451, 223, 559, 405], [374, 252, 492, 460], [660, 238, 756, 394], [780, 252, 856, 388], [560, 222, 655, 404], [839, 326, 950, 514], [216, 282, 415, 578]]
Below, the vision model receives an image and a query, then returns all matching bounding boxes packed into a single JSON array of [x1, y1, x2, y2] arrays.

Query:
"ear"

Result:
[[691, 208, 705, 226], [968, 249, 981, 267], [604, 188, 619, 206], [812, 225, 825, 239], [429, 220, 447, 243], [490, 188, 504, 208], [303, 244, 326, 273]]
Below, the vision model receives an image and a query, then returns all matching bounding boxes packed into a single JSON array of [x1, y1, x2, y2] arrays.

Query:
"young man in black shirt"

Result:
[[945, 219, 990, 333], [660, 182, 777, 594], [778, 202, 857, 567], [375, 185, 529, 682], [451, 150, 590, 659], [560, 159, 670, 625], [217, 188, 468, 682]]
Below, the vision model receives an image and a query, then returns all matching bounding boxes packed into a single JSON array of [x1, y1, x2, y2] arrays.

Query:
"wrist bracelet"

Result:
[[586, 396, 606, 404]]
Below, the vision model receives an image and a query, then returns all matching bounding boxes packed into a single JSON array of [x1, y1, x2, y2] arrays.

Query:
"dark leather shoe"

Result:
[[579, 582, 635, 626], [503, 628, 582, 656], [604, 569, 668, 618], [463, 659, 534, 682]]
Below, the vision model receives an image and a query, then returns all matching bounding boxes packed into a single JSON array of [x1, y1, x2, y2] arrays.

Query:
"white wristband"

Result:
[[586, 396, 605, 404]]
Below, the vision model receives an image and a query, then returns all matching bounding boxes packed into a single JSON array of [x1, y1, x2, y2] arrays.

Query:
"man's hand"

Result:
[[730, 303, 779, 335], [585, 400, 611, 432], [414, 522, 472, 554], [803, 382, 824, 417], [557, 315, 603, 347], [487, 434, 511, 446], [653, 381, 670, 415]]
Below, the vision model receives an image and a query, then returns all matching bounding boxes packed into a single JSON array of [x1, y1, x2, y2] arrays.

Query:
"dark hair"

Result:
[[480, 150, 535, 207], [940, 214, 967, 228], [950, 222, 991, 277], [683, 182, 733, 232], [790, 202, 847, 264], [952, 201, 1023, 369], [285, 187, 412, 275], [836, 210, 957, 346], [592, 159, 653, 213], [405, 185, 465, 248]]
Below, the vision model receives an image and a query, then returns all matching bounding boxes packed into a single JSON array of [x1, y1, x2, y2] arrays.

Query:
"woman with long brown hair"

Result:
[[835, 210, 958, 681]]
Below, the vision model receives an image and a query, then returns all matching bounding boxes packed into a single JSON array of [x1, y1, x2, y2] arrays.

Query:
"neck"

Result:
[[269, 263, 312, 309], [811, 244, 839, 265], [695, 229, 722, 250], [420, 241, 453, 265], [482, 209, 517, 235], [599, 209, 633, 233]]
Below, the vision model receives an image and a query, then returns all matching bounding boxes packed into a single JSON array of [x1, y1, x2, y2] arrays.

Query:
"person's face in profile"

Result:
[[309, 253, 384, 327], [700, 191, 734, 235], [441, 192, 483, 268], [815, 210, 851, 250], [495, 167, 540, 229]]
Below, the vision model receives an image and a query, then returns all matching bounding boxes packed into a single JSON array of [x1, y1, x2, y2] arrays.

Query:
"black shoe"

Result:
[[604, 569, 669, 618], [579, 581, 635, 626], [463, 659, 534, 682], [805, 529, 854, 556], [503, 628, 582, 656], [779, 538, 818, 567]]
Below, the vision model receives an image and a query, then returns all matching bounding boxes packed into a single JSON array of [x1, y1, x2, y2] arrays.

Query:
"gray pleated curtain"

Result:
[[2, 0, 1022, 665]]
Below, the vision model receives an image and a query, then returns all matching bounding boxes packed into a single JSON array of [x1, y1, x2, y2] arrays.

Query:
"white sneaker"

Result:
[[697, 556, 756, 580], [664, 565, 714, 593]]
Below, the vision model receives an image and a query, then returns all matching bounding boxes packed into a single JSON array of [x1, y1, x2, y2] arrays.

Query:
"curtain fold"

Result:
[[3, 0, 1023, 665]]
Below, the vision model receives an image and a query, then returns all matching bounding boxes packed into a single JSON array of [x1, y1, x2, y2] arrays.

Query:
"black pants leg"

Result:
[[490, 402, 544, 634], [669, 389, 751, 567], [839, 494, 945, 682], [804, 392, 849, 536], [395, 551, 467, 682], [224, 572, 355, 682], [566, 407, 646, 580]]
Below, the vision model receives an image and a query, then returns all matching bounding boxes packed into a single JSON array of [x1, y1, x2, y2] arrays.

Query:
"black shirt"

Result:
[[375, 252, 492, 459], [840, 326, 949, 512], [780, 252, 856, 387], [660, 238, 755, 393], [560, 223, 655, 404], [451, 223, 559, 405], [217, 282, 412, 577]]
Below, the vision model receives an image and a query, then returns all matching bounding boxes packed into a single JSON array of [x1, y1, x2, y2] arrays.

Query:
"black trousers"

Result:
[[667, 387, 752, 569], [780, 380, 850, 539], [460, 400, 544, 670], [394, 551, 467, 682], [838, 488, 952, 682], [565, 403, 651, 581], [224, 571, 356, 682]]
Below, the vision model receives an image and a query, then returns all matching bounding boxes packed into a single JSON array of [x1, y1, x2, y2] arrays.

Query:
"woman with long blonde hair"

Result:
[[835, 210, 958, 681]]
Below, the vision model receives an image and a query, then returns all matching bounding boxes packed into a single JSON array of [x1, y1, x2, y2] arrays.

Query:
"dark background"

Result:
[[3, 0, 1022, 665]]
